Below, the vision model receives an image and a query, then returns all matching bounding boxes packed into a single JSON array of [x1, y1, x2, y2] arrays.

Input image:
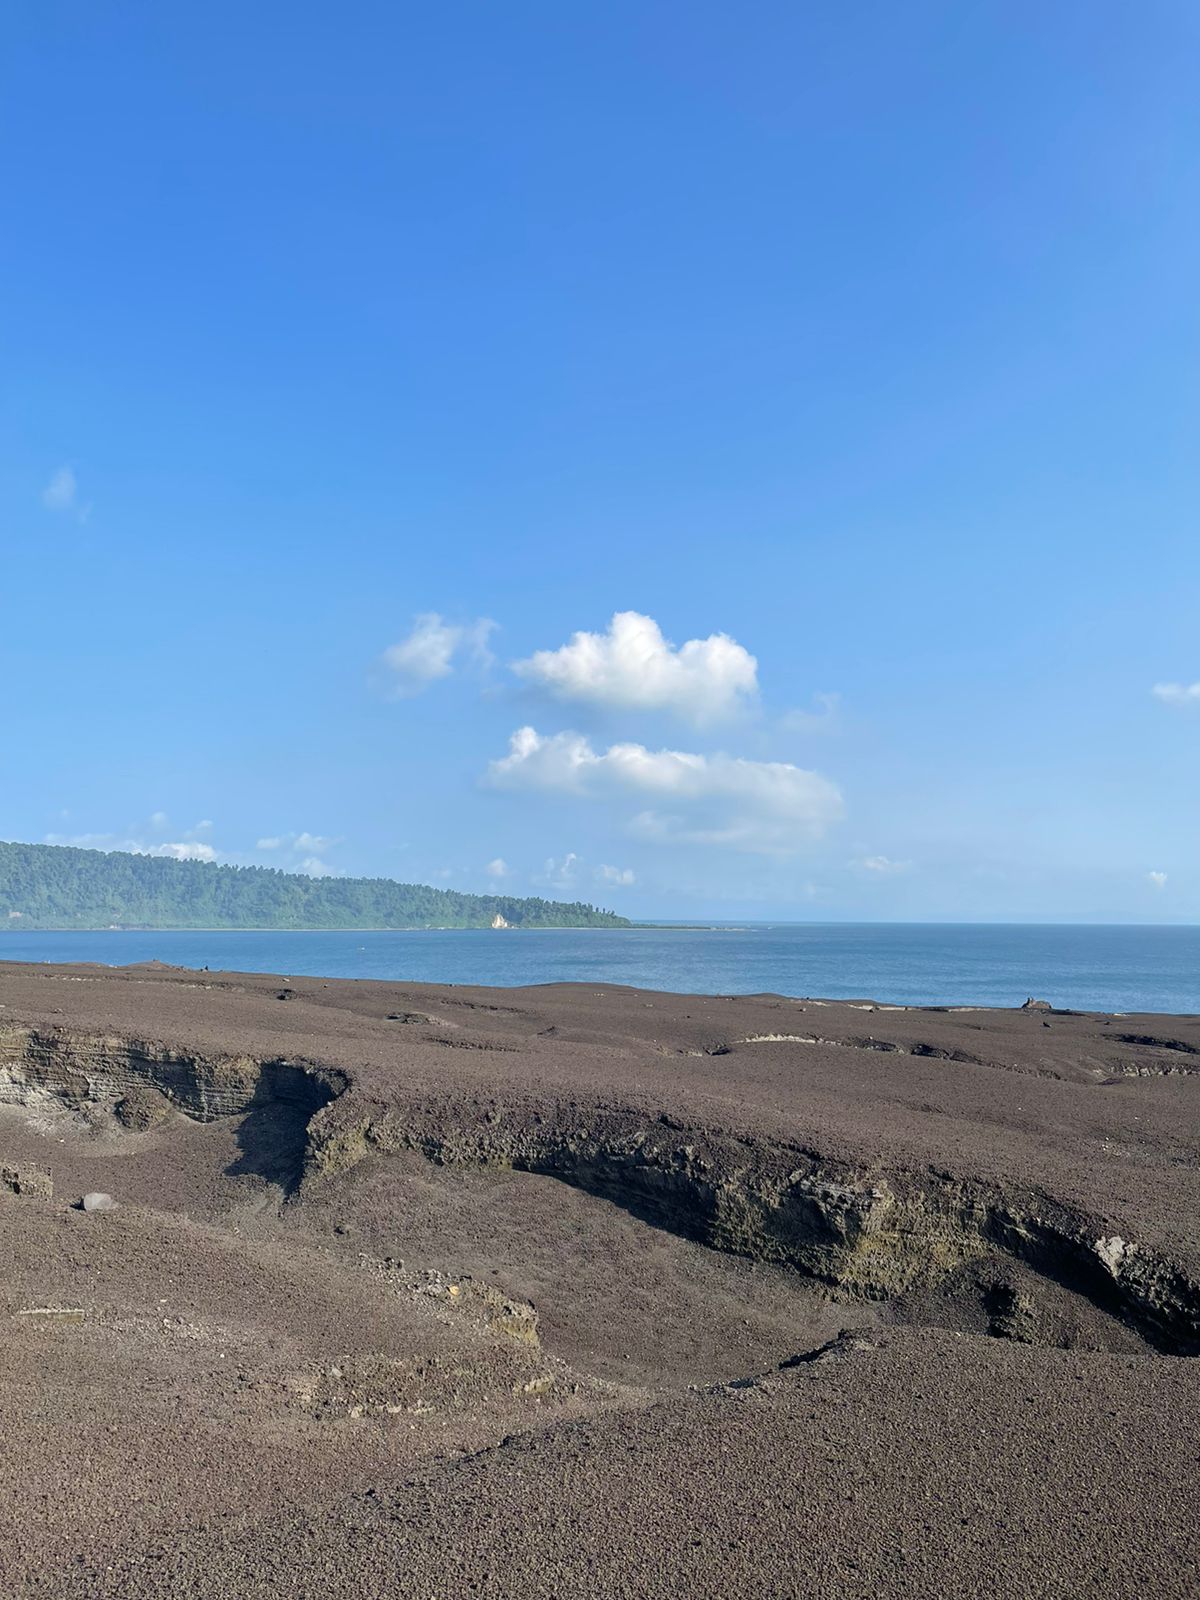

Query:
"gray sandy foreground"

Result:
[[0, 959, 1197, 1598]]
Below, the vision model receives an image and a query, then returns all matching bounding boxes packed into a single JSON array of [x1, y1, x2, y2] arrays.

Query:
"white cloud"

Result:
[[381, 613, 496, 697], [858, 855, 911, 875], [44, 831, 217, 863], [41, 465, 91, 523], [488, 726, 843, 854], [299, 857, 336, 878], [1148, 870, 1168, 889], [150, 841, 218, 862], [256, 830, 338, 855], [485, 857, 511, 879], [293, 831, 336, 853], [1153, 682, 1200, 707], [42, 466, 77, 511], [597, 864, 636, 886], [540, 852, 581, 888], [150, 811, 169, 829], [513, 611, 758, 724]]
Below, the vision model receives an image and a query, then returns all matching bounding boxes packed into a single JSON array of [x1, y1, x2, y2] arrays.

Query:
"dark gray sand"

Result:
[[1, 960, 1197, 1597]]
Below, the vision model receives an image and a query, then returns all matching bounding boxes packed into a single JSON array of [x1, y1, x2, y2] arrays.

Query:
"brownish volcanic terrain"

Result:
[[1, 960, 1198, 1597]]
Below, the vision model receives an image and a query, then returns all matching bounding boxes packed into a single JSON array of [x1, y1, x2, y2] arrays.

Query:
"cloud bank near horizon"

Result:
[[487, 725, 843, 854]]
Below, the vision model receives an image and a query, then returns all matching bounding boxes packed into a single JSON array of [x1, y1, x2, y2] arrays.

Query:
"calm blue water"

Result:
[[1, 924, 1197, 1013]]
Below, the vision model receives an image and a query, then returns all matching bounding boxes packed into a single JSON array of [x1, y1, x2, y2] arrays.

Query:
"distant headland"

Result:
[[0, 840, 631, 932]]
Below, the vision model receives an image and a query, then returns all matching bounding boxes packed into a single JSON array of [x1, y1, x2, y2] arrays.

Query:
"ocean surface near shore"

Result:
[[3, 922, 1197, 1013]]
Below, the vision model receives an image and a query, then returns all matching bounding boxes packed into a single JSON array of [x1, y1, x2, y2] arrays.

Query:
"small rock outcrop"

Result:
[[114, 1087, 171, 1132], [80, 1192, 117, 1213], [2, 1164, 53, 1199]]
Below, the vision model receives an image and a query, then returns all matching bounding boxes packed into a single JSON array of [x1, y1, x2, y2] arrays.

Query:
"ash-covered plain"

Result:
[[1, 960, 1197, 1598]]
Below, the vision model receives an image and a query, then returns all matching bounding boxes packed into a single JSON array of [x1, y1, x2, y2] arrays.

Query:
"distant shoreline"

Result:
[[4, 923, 1196, 1011], [1, 924, 674, 934], [0, 839, 632, 934]]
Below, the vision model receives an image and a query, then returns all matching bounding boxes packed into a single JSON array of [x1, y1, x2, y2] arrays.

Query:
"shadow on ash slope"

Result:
[[3, 1023, 1197, 1360]]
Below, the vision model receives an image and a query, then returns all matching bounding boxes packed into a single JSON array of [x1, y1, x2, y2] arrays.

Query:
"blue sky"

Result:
[[3, 2, 1198, 921]]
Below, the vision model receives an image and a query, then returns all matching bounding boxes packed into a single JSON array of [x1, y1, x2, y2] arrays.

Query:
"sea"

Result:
[[2, 923, 1197, 1014]]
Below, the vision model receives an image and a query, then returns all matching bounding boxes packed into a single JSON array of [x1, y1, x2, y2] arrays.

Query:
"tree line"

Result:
[[0, 841, 632, 930]]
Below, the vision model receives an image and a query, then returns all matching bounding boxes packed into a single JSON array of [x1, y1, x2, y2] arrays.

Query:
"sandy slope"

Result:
[[1, 960, 1197, 1597]]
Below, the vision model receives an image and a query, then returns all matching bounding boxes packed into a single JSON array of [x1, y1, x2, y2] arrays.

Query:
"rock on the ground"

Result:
[[2, 1165, 53, 1199]]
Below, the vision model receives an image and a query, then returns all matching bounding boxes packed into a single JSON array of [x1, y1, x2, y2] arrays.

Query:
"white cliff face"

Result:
[[491, 914, 509, 929]]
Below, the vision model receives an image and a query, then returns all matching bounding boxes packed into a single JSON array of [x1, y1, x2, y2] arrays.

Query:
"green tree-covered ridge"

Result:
[[0, 841, 632, 931]]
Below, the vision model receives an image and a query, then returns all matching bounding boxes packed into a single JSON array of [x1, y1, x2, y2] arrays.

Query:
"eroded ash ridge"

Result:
[[3, 979, 1197, 1356]]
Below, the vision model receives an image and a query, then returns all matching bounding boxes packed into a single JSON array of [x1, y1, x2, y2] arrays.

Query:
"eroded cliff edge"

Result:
[[2, 962, 1197, 1357]]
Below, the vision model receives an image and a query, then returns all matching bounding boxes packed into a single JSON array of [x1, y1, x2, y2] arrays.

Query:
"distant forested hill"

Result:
[[0, 841, 631, 931]]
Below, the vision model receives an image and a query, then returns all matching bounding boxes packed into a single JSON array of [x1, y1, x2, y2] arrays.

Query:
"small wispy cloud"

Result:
[[380, 613, 496, 698], [596, 864, 635, 886], [293, 831, 336, 854], [255, 830, 339, 856], [254, 832, 340, 878], [1152, 682, 1200, 708], [152, 841, 218, 862], [857, 854, 911, 875], [781, 692, 841, 733], [539, 852, 581, 889], [42, 466, 77, 511], [1148, 870, 1168, 889], [41, 465, 91, 523], [485, 857, 511, 879]]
